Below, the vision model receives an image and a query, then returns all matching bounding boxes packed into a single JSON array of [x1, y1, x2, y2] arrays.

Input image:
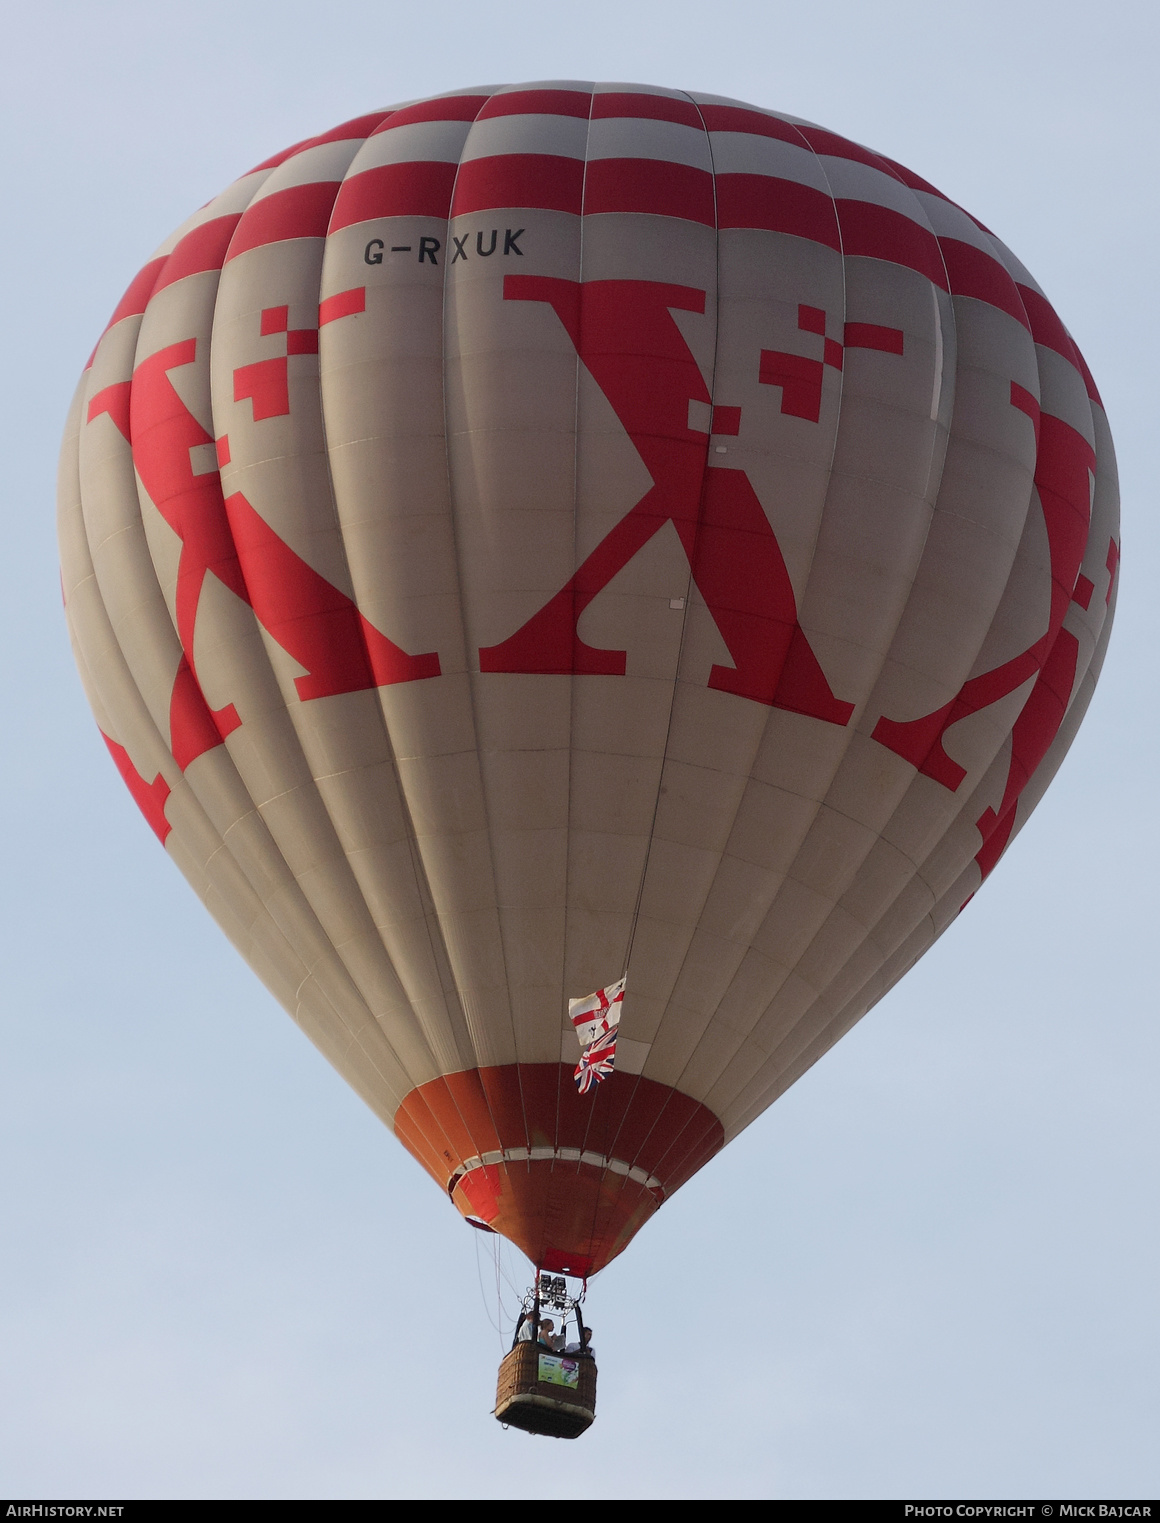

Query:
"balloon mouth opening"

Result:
[[394, 1062, 724, 1273], [447, 1155, 658, 1277]]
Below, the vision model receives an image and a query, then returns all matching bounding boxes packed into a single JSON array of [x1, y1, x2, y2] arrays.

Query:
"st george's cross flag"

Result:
[[569, 976, 625, 1093]]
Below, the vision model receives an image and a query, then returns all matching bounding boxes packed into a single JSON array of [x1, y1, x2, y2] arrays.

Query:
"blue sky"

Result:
[[1, 0, 1157, 1499]]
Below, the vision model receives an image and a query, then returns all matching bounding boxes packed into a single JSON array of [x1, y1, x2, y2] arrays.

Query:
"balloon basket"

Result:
[[494, 1342, 597, 1439]]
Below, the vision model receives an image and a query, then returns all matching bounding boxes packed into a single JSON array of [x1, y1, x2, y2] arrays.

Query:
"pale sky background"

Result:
[[1, 0, 1157, 1501]]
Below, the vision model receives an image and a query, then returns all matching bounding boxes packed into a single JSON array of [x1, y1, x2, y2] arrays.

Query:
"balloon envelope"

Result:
[[59, 83, 1118, 1276]]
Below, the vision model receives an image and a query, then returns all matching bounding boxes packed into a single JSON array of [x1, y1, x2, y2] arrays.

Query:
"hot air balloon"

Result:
[[59, 82, 1118, 1437]]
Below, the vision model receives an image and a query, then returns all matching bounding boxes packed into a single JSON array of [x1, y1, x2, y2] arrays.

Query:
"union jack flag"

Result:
[[574, 1026, 618, 1094]]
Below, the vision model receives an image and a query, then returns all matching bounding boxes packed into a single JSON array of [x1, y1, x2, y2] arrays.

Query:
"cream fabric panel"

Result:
[[438, 89, 593, 1067], [647, 135, 954, 1095], [207, 140, 447, 1084], [633, 214, 844, 1088], [318, 123, 485, 1075], [133, 244, 438, 1093], [62, 357, 414, 1123], [67, 130, 436, 1117]]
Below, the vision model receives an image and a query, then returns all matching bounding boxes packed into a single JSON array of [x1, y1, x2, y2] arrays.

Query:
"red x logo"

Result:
[[479, 276, 855, 724]]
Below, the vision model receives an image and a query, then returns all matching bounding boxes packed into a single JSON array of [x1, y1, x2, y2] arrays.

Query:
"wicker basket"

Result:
[[494, 1341, 597, 1439]]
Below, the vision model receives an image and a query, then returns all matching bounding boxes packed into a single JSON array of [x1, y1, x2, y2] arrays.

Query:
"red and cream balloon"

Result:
[[59, 83, 1118, 1276]]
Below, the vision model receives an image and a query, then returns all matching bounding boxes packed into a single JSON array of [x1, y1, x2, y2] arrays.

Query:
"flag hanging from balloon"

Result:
[[570, 978, 625, 1093], [575, 1029, 619, 1095]]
